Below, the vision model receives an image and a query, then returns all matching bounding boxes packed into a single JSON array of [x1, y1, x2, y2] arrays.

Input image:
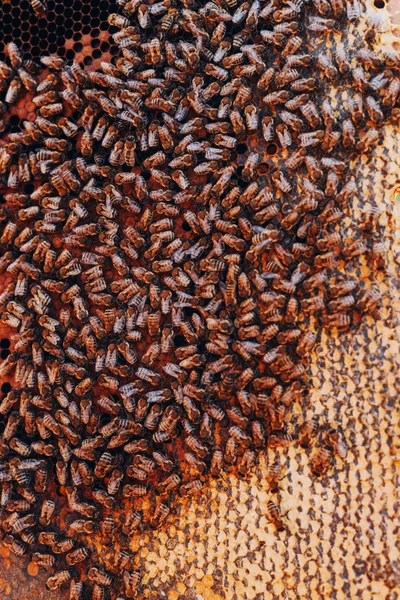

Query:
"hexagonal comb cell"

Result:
[[0, 0, 119, 67]]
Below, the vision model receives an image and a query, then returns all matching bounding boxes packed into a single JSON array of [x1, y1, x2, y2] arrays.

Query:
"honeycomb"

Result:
[[0, 0, 399, 598], [0, 0, 119, 68]]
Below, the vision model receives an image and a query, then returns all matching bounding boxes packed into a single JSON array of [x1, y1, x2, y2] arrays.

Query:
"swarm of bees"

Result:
[[0, 0, 394, 596]]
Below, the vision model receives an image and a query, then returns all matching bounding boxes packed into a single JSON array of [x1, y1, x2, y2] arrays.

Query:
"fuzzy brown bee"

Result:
[[46, 570, 71, 591], [69, 580, 83, 600], [326, 428, 347, 459], [267, 456, 283, 493], [267, 500, 286, 531], [297, 419, 319, 447], [311, 446, 332, 476], [32, 552, 56, 568], [66, 547, 90, 566], [39, 499, 55, 526]]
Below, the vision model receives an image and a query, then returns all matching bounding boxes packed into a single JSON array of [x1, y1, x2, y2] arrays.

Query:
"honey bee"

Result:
[[341, 118, 356, 148], [46, 570, 72, 591], [262, 117, 275, 142], [3, 535, 27, 556], [39, 500, 55, 526], [52, 538, 75, 554], [311, 446, 332, 476], [66, 547, 90, 566], [297, 418, 318, 447], [321, 313, 351, 328], [348, 93, 364, 124], [382, 78, 400, 107], [69, 519, 97, 535], [343, 239, 368, 259], [308, 16, 337, 32], [365, 96, 384, 123], [242, 152, 260, 181], [32, 552, 56, 568], [358, 204, 381, 233], [326, 428, 347, 459], [267, 500, 286, 531], [69, 580, 83, 600], [92, 584, 106, 600], [335, 180, 356, 204], [371, 242, 387, 269], [17, 67, 37, 93], [152, 502, 171, 526], [12, 513, 35, 534], [298, 130, 324, 147], [123, 571, 140, 597], [237, 449, 256, 476], [263, 90, 291, 107], [356, 128, 380, 152], [7, 42, 23, 68], [267, 456, 283, 493], [156, 473, 180, 494], [356, 285, 381, 312], [94, 452, 114, 478]]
